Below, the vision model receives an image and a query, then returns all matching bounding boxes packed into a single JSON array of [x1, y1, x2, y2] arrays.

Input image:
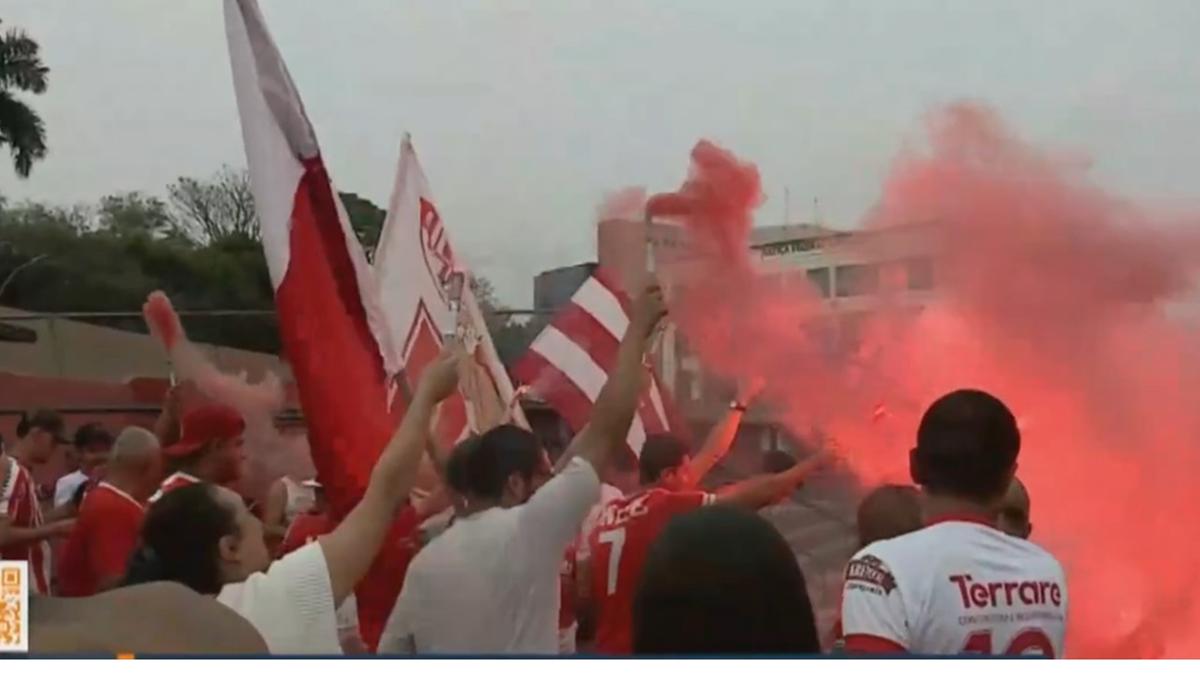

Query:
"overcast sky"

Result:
[[3, 0, 1199, 303]]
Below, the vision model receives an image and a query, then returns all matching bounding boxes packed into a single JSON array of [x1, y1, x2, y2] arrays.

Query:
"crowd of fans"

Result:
[[1, 286, 1066, 657]]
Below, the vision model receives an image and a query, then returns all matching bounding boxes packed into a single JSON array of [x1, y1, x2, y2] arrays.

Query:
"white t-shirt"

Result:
[[379, 457, 601, 654], [54, 470, 88, 508], [216, 541, 340, 654], [841, 517, 1068, 657]]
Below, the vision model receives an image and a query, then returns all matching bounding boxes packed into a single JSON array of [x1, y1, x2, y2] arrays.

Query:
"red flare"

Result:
[[143, 290, 184, 351]]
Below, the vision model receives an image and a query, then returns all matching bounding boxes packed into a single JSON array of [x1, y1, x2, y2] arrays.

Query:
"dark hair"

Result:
[[17, 409, 63, 440], [639, 434, 690, 485], [73, 422, 113, 449], [762, 449, 797, 474], [123, 483, 239, 595], [633, 505, 820, 654], [445, 435, 479, 494], [913, 389, 1020, 501], [463, 425, 542, 501], [857, 484, 922, 547]]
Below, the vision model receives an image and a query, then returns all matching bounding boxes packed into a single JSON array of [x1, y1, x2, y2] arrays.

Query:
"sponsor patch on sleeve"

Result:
[[845, 554, 897, 595]]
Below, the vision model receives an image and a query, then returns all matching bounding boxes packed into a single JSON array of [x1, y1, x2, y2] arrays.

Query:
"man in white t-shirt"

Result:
[[378, 285, 667, 655], [841, 389, 1068, 657]]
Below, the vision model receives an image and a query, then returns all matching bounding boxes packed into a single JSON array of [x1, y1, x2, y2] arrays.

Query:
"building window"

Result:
[[905, 257, 935, 290], [835, 263, 879, 297], [805, 267, 831, 298]]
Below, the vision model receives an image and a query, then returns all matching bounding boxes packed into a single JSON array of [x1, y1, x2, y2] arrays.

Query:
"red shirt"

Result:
[[57, 482, 145, 597], [1, 456, 51, 594], [148, 471, 201, 503], [587, 488, 714, 654], [280, 511, 335, 556]]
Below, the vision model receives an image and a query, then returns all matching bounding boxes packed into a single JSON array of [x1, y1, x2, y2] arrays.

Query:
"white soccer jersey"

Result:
[[841, 516, 1068, 657]]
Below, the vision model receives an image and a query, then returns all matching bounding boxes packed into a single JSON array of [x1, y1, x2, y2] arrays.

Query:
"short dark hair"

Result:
[[633, 505, 820, 654], [17, 409, 64, 440], [639, 434, 689, 485], [857, 484, 922, 546], [463, 425, 542, 501], [913, 389, 1020, 501], [445, 435, 478, 494], [74, 422, 114, 449], [124, 483, 239, 595]]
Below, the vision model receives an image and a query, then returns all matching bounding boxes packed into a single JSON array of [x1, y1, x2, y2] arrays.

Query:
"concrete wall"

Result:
[[0, 306, 290, 384]]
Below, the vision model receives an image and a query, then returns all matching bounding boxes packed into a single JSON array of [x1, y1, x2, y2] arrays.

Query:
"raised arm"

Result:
[[317, 346, 463, 606], [683, 376, 765, 489], [559, 285, 666, 472], [153, 382, 193, 447], [261, 480, 289, 550], [713, 453, 827, 511]]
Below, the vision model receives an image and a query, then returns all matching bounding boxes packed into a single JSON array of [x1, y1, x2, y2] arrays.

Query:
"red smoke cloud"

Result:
[[653, 103, 1200, 657]]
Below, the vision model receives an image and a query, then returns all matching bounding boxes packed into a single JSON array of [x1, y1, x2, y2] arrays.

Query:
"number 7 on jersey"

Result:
[[597, 528, 626, 596]]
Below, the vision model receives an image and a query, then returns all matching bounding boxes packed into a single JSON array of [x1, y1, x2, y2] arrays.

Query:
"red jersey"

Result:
[[148, 471, 201, 503], [1, 456, 51, 594], [57, 482, 144, 597], [587, 488, 714, 654], [280, 511, 335, 556]]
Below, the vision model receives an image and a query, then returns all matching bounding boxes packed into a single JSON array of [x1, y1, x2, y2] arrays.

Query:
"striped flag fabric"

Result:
[[512, 269, 682, 456]]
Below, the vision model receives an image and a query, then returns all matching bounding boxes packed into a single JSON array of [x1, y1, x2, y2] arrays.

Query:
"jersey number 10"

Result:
[[597, 528, 626, 596], [962, 628, 1055, 657]]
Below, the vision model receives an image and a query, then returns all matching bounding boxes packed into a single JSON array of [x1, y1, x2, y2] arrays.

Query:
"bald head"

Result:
[[995, 476, 1032, 539], [107, 426, 162, 500], [856, 484, 923, 547], [111, 426, 160, 465]]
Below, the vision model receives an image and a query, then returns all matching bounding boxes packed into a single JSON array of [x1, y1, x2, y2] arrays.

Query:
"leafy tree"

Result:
[[0, 20, 49, 177], [167, 166, 259, 243], [338, 191, 385, 258], [97, 192, 174, 239]]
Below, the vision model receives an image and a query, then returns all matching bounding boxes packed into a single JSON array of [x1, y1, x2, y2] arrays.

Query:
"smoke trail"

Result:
[[652, 103, 1200, 657], [142, 291, 315, 500]]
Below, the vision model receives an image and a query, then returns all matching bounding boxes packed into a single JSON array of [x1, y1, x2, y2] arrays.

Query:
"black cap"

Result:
[[74, 422, 114, 449]]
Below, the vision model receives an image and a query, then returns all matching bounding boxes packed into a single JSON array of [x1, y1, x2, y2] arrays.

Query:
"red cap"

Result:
[[163, 404, 245, 458]]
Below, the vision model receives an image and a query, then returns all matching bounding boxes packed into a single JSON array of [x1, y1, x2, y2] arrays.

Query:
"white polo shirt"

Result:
[[379, 457, 601, 654], [841, 516, 1068, 657]]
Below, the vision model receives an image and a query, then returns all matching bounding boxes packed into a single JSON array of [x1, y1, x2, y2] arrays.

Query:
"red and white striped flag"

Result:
[[225, 0, 403, 650], [512, 269, 682, 456], [374, 136, 527, 449]]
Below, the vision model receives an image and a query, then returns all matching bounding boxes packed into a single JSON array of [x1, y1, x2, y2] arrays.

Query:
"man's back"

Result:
[[380, 457, 600, 654], [57, 482, 144, 597], [588, 487, 714, 654], [841, 518, 1067, 657]]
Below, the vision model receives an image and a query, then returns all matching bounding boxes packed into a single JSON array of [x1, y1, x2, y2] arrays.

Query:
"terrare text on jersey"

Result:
[[950, 574, 1063, 609]]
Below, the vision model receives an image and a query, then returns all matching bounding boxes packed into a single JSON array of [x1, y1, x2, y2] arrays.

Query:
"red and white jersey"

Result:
[[841, 516, 1068, 657], [0, 456, 51, 594], [587, 488, 715, 654], [148, 471, 202, 503]]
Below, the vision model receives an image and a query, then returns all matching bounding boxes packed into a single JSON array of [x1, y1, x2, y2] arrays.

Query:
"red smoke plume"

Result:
[[142, 291, 314, 500], [653, 103, 1200, 657]]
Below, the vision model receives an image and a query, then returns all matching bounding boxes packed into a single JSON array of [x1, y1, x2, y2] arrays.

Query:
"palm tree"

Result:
[[0, 19, 49, 178]]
